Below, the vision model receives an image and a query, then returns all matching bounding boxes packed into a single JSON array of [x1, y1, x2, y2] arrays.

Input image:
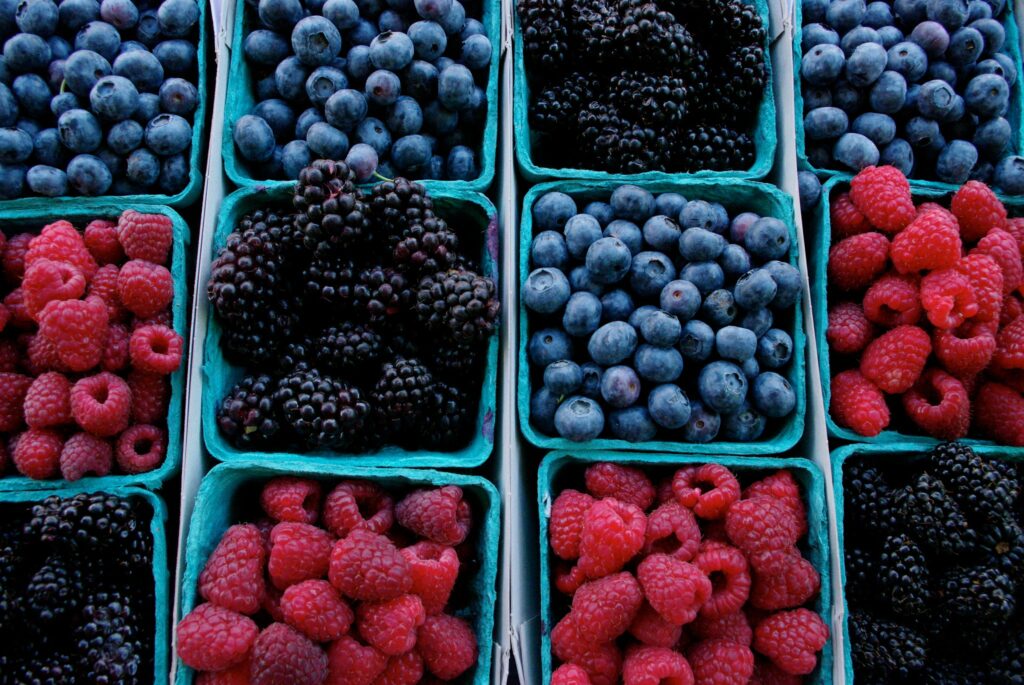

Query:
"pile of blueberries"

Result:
[[0, 0, 201, 198], [524, 185, 802, 444], [800, 0, 1024, 191], [232, 0, 491, 182]]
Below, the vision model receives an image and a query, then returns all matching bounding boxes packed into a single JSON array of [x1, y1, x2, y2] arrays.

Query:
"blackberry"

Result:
[[219, 300, 298, 367], [712, 46, 768, 123], [369, 177, 435, 240], [414, 267, 500, 345], [607, 70, 688, 127], [26, 556, 84, 623], [316, 322, 385, 376], [9, 651, 79, 685], [518, 0, 570, 71], [387, 333, 423, 360], [569, 0, 621, 66], [922, 659, 992, 685], [896, 472, 977, 557], [938, 565, 1016, 621], [843, 459, 898, 536], [274, 366, 370, 449], [293, 159, 373, 256], [371, 357, 436, 435], [844, 546, 878, 605], [421, 382, 474, 450], [428, 342, 484, 379], [878, 534, 930, 617], [849, 612, 926, 682], [216, 374, 283, 450], [929, 441, 1019, 525], [575, 101, 662, 174], [990, 625, 1024, 684], [617, 0, 696, 66], [391, 215, 460, 276], [529, 71, 599, 133], [352, 266, 414, 324], [301, 256, 358, 312], [976, 517, 1024, 583], [277, 334, 317, 373], [667, 0, 765, 51], [669, 125, 755, 172], [75, 591, 148, 685]]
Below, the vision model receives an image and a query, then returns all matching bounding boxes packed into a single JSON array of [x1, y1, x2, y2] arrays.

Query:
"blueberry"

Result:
[[391, 134, 432, 171], [533, 191, 576, 231], [701, 288, 736, 327], [295, 108, 324, 140], [12, 74, 49, 117], [886, 41, 928, 81], [744, 217, 791, 261], [642, 215, 681, 252], [759, 260, 800, 309], [144, 112, 191, 155], [378, 9, 407, 32], [422, 99, 456, 134], [0, 127, 30, 162], [544, 360, 582, 396], [583, 201, 614, 227], [460, 33, 491, 70], [647, 384, 690, 429], [741, 308, 773, 338], [4, 33, 50, 73], [253, 99, 295, 140], [562, 291, 602, 336], [803, 0, 828, 23], [323, 0, 358, 30], [927, 60, 957, 85], [631, 252, 675, 297], [803, 106, 848, 140], [135, 8, 160, 45], [808, 145, 831, 167], [640, 309, 681, 346], [716, 325, 758, 362], [971, 160, 994, 182], [852, 112, 896, 147], [126, 146, 159, 186], [804, 86, 832, 109], [58, 108, 102, 152], [569, 266, 604, 296], [757, 328, 794, 369], [797, 171, 822, 210], [841, 27, 880, 56], [26, 164, 66, 195], [325, 89, 368, 130], [832, 78, 864, 114], [698, 361, 748, 415], [827, 0, 866, 32], [909, 21, 950, 58], [742, 357, 760, 379], [627, 305, 659, 330], [719, 244, 753, 279], [679, 261, 725, 296], [258, 0, 301, 30], [967, 0, 991, 19], [75, 21, 119, 61], [965, 73, 1009, 117], [281, 139, 311, 179], [305, 121, 348, 158], [869, 70, 907, 113], [100, 0, 136, 28], [600, 365, 641, 407], [579, 363, 602, 399], [554, 396, 604, 442], [752, 371, 797, 418], [17, 0, 58, 35], [586, 237, 632, 285], [878, 138, 913, 175], [588, 321, 637, 365], [993, 52, 1016, 86], [66, 152, 111, 194], [384, 95, 423, 136], [106, 118, 142, 154], [244, 29, 290, 66], [610, 184, 655, 222], [33, 127, 61, 165], [683, 400, 720, 442], [58, 0, 97, 32], [936, 139, 978, 183], [529, 328, 572, 367], [608, 406, 657, 442], [906, 115, 942, 148], [524, 266, 571, 314], [732, 268, 776, 310], [600, 289, 633, 322], [438, 63, 473, 110], [531, 230, 569, 269], [564, 213, 603, 258], [947, 26, 983, 66], [408, 20, 446, 61], [659, 280, 700, 321], [603, 220, 643, 255], [834, 132, 881, 170], [916, 79, 957, 120], [15, 118, 36, 137], [679, 227, 727, 261], [802, 43, 845, 86], [845, 41, 887, 87], [365, 69, 401, 107], [345, 45, 373, 81], [414, 0, 451, 20], [440, 0, 466, 33], [864, 0, 894, 26], [368, 30, 413, 72], [896, 0, 929, 24], [272, 56, 307, 100], [635, 344, 683, 383], [927, 0, 968, 29], [153, 39, 195, 74], [434, 56, 454, 71], [157, 0, 198, 35], [346, 18, 378, 47], [801, 23, 838, 52], [729, 212, 759, 243], [655, 193, 687, 219], [113, 49, 164, 92], [304, 66, 348, 109], [721, 402, 766, 441], [0, 161, 25, 197], [995, 155, 1024, 194]]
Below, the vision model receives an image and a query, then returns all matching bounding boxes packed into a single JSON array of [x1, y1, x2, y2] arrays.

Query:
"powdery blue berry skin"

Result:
[[544, 360, 583, 396], [554, 396, 604, 442], [701, 288, 737, 328], [679, 227, 726, 261], [802, 23, 839, 53], [306, 121, 349, 158], [753, 371, 797, 418], [608, 406, 657, 442], [881, 138, 915, 174], [995, 155, 1024, 194], [659, 280, 701, 321], [803, 0, 829, 24], [642, 215, 681, 253], [325, 89, 368, 130], [721, 401, 767, 441], [610, 184, 655, 223], [804, 106, 848, 140], [655, 193, 687, 219], [683, 401, 721, 442], [886, 41, 928, 81], [0, 161, 25, 197], [648, 384, 691, 429], [841, 26, 879, 56], [282, 139, 312, 179], [757, 328, 795, 369], [640, 310, 681, 347], [716, 326, 758, 363], [531, 230, 570, 270], [742, 357, 760, 379], [947, 26, 983, 66], [600, 289, 634, 323], [534, 191, 576, 231], [634, 344, 684, 383], [868, 70, 907, 113], [629, 251, 676, 297], [530, 388, 559, 435], [460, 33, 490, 69], [603, 220, 643, 255], [827, 0, 867, 32], [408, 20, 446, 60], [564, 214, 603, 258], [864, 0, 894, 26], [529, 328, 572, 367], [0, 126, 33, 163], [698, 360, 748, 415], [588, 321, 637, 366], [964, 72, 1009, 117], [386, 96, 424, 136], [580, 363, 603, 399], [583, 201, 614, 227], [802, 43, 845, 86], [763, 260, 802, 309], [600, 365, 641, 408], [680, 319, 715, 361], [26, 163, 66, 195], [369, 29, 413, 71], [852, 112, 896, 146], [365, 69, 402, 107], [744, 216, 791, 261], [734, 268, 778, 310], [562, 291, 602, 337], [523, 267, 571, 315], [833, 132, 880, 170], [729, 212, 759, 243], [927, 0, 969, 30], [586, 237, 632, 285], [936, 139, 978, 183], [58, 107, 102, 152], [679, 261, 725, 296], [569, 266, 604, 296], [798, 170, 822, 210], [66, 152, 111, 194]]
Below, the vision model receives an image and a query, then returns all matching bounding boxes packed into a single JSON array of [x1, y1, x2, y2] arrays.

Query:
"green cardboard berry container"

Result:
[[518, 179, 806, 455], [538, 451, 833, 684], [0, 204, 190, 491], [223, 0, 500, 192], [512, 0, 776, 183], [175, 459, 500, 685], [202, 182, 498, 468], [0, 484, 170, 685]]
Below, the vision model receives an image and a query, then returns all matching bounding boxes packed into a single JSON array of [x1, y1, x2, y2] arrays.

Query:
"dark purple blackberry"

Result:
[[216, 374, 283, 450], [293, 160, 373, 257], [976, 517, 1024, 584], [352, 266, 414, 324], [922, 659, 991, 685], [713, 45, 767, 120], [844, 546, 878, 606], [301, 256, 358, 312], [428, 342, 484, 379], [369, 177, 434, 240], [607, 69, 688, 127], [990, 625, 1024, 684], [529, 71, 599, 133], [895, 472, 977, 557], [371, 358, 436, 435], [8, 650, 80, 685], [316, 322, 385, 376], [617, 0, 696, 66], [26, 556, 84, 623], [277, 335, 317, 373], [274, 366, 370, 449], [414, 267, 500, 345], [878, 534, 930, 617], [391, 215, 460, 276], [938, 565, 1016, 621], [575, 101, 663, 174], [929, 441, 1019, 525], [74, 591, 149, 685], [518, 0, 570, 70], [669, 125, 755, 172], [849, 612, 927, 682], [843, 459, 899, 536], [218, 299, 298, 367], [420, 381, 474, 450], [569, 0, 621, 65]]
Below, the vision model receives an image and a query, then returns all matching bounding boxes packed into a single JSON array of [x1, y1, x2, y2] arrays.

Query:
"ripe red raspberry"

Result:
[[550, 489, 594, 561], [891, 209, 962, 274], [133, 310, 173, 330], [83, 219, 124, 265], [752, 608, 829, 676], [129, 324, 183, 375], [395, 486, 471, 546], [22, 259, 86, 319], [951, 180, 1008, 243], [687, 639, 754, 685], [329, 529, 412, 602], [552, 663, 592, 685], [176, 602, 259, 672], [570, 571, 643, 643], [358, 594, 425, 655], [628, 600, 683, 648], [2, 232, 32, 282], [974, 227, 1024, 293], [4, 289, 33, 332], [0, 303, 8, 333], [374, 650, 423, 685], [279, 579, 353, 643], [400, 542, 458, 615], [742, 471, 807, 539], [24, 332, 67, 375], [12, 428, 62, 479], [956, 253, 1004, 323], [70, 372, 131, 437], [551, 614, 623, 685], [326, 636, 388, 685], [920, 268, 979, 329], [828, 301, 878, 356], [39, 297, 109, 371], [200, 524, 267, 615], [830, 370, 889, 436], [693, 541, 751, 619], [59, 432, 112, 481], [196, 658, 252, 685], [584, 462, 656, 510], [117, 210, 174, 264], [0, 372, 31, 432], [622, 645, 694, 685], [260, 477, 322, 525], [324, 480, 394, 537], [861, 274, 921, 327], [975, 382, 1024, 445], [88, 264, 127, 323], [268, 522, 334, 590], [827, 232, 890, 291], [637, 554, 711, 626], [849, 165, 916, 233], [23, 371, 71, 429], [578, 498, 646, 579], [830, 192, 871, 238], [750, 659, 801, 685], [127, 369, 170, 423], [0, 339, 16, 372], [416, 614, 477, 680], [725, 496, 800, 556], [117, 259, 173, 318], [671, 464, 740, 520], [995, 315, 1024, 370], [690, 611, 753, 646], [1003, 294, 1024, 327], [555, 562, 587, 596], [250, 622, 328, 685], [101, 323, 130, 372], [859, 324, 931, 394], [25, 221, 97, 280], [643, 500, 701, 561], [902, 369, 970, 439], [749, 551, 821, 611]]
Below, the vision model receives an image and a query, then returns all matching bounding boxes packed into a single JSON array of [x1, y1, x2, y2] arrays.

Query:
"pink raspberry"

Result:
[[637, 554, 711, 626], [920, 268, 979, 329], [724, 498, 800, 555], [83, 219, 124, 265], [25, 221, 97, 280], [749, 551, 821, 611], [891, 208, 962, 274], [329, 529, 412, 602], [849, 165, 916, 233], [357, 594, 426, 656], [584, 462, 656, 510], [176, 602, 259, 672], [752, 609, 829, 676], [12, 428, 62, 479], [416, 614, 477, 680], [117, 209, 174, 264], [628, 600, 683, 648], [250, 622, 328, 685], [693, 541, 752, 620], [323, 480, 394, 537], [70, 372, 131, 437], [687, 639, 754, 685], [956, 253, 1004, 323], [974, 227, 1023, 293], [995, 315, 1024, 370], [622, 645, 694, 685], [552, 664, 592, 685], [260, 477, 322, 525], [550, 489, 594, 561], [741, 471, 807, 538], [828, 232, 890, 291], [268, 522, 334, 590], [578, 498, 646, 579], [129, 324, 183, 374], [2, 232, 32, 282], [374, 650, 423, 685], [127, 369, 169, 423], [690, 611, 753, 646], [395, 486, 471, 545], [117, 259, 173, 318], [571, 571, 643, 643], [859, 325, 931, 394], [88, 264, 127, 323], [326, 636, 388, 685], [281, 579, 354, 643], [59, 432, 112, 481], [114, 424, 166, 474], [102, 323, 130, 372], [0, 372, 31, 432], [827, 301, 876, 353], [21, 259, 86, 320], [199, 524, 267, 615], [555, 562, 587, 596], [400, 542, 459, 615], [672, 464, 740, 519], [38, 297, 109, 372], [643, 500, 701, 561], [23, 371, 71, 429]]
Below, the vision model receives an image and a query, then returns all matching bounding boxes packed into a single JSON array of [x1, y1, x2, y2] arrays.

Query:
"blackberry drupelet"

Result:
[[428, 342, 484, 378], [879, 534, 930, 617], [277, 335, 317, 373], [219, 302, 297, 367], [293, 160, 373, 256], [9, 651, 80, 685], [75, 591, 148, 685], [274, 366, 370, 449], [352, 266, 414, 324], [569, 0, 621, 66], [575, 101, 663, 174], [977, 517, 1024, 583], [849, 612, 927, 682], [421, 382, 474, 449], [922, 659, 992, 685], [414, 267, 500, 345], [317, 322, 385, 375], [617, 0, 696, 66], [518, 0, 570, 70], [608, 70, 688, 127], [844, 546, 878, 605], [369, 177, 435, 240], [26, 556, 84, 623], [391, 216, 460, 276], [529, 71, 600, 133], [371, 357, 436, 434], [929, 441, 1020, 525], [895, 473, 977, 557], [990, 626, 1024, 684], [938, 565, 1016, 621], [670, 125, 755, 172], [216, 374, 283, 450], [713, 45, 768, 122], [844, 459, 899, 535], [301, 256, 358, 312]]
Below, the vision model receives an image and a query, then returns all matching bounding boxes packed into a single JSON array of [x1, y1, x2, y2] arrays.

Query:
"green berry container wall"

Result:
[[201, 182, 498, 468], [512, 0, 776, 183], [222, 0, 500, 192], [792, 0, 1024, 193], [0, 484, 170, 685], [537, 451, 833, 684], [518, 179, 806, 455], [0, 204, 190, 491], [174, 459, 500, 685]]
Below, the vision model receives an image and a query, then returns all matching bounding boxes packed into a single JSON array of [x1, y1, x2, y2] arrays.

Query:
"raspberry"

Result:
[[129, 324, 183, 374], [551, 614, 624, 685], [750, 659, 801, 685], [742, 471, 807, 539], [196, 659, 252, 685], [749, 551, 821, 611], [552, 664, 592, 685], [0, 371, 31, 432], [374, 650, 424, 685], [752, 608, 829, 676], [725, 498, 800, 555], [324, 480, 394, 537], [22, 259, 86, 319], [830, 192, 871, 238], [975, 382, 1024, 445], [828, 301, 877, 355], [974, 228, 1024, 293], [358, 594, 425, 655], [690, 611, 753, 646], [59, 431, 112, 481], [571, 572, 643, 643], [1003, 294, 1024, 327], [643, 500, 701, 561], [101, 323, 130, 372], [261, 477, 322, 525], [902, 368, 970, 439], [578, 498, 646, 579], [176, 602, 260, 672], [416, 613, 477, 680], [134, 310, 173, 329], [329, 529, 412, 602], [116, 423, 167, 473], [555, 562, 587, 596], [637, 554, 711, 626], [861, 274, 921, 327], [4, 288, 32, 329], [268, 522, 334, 590], [936, 324, 997, 380], [12, 428, 62, 479], [326, 636, 388, 685], [951, 180, 1008, 243], [117, 259, 174, 318], [622, 645, 694, 685], [830, 369, 889, 436], [859, 325, 931, 394], [23, 371, 71, 429], [83, 219, 124, 265], [920, 268, 979, 329], [395, 486, 471, 546], [251, 622, 328, 685], [693, 541, 752, 619], [550, 489, 594, 561], [0, 339, 15, 372], [891, 209, 962, 274], [849, 165, 916, 233], [956, 254, 1004, 323], [25, 220, 98, 280], [127, 369, 170, 423], [38, 297, 109, 371], [584, 463, 656, 510], [279, 579, 354, 642], [400, 542, 459, 615], [70, 372, 131, 437], [117, 209, 174, 264], [2, 232, 32, 282], [628, 600, 683, 647], [0, 303, 8, 333], [88, 264, 127, 323], [995, 315, 1024, 370], [200, 524, 267, 615], [1007, 216, 1024, 247], [827, 232, 890, 291], [687, 639, 755, 685], [262, 582, 284, 623], [671, 464, 740, 520]]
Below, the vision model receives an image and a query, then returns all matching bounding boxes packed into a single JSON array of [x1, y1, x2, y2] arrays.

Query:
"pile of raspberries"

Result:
[[176, 477, 481, 685], [0, 211, 183, 480], [826, 165, 1024, 444], [547, 462, 828, 685]]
